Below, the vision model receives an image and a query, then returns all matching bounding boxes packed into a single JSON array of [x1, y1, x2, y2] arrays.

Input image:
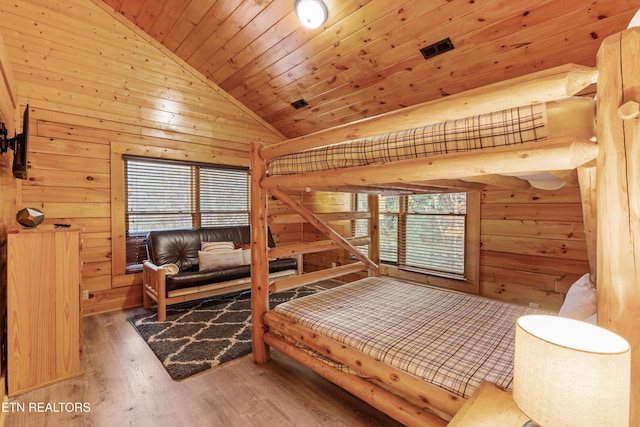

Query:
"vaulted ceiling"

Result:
[[102, 0, 639, 139]]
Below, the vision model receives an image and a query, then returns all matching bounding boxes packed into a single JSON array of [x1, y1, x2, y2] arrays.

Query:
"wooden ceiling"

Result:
[[102, 0, 639, 139]]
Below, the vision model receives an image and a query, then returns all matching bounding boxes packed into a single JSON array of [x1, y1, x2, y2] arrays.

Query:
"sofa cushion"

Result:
[[147, 228, 200, 271]]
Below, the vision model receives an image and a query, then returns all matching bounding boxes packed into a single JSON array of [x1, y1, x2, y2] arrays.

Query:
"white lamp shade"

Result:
[[513, 315, 630, 427], [295, 0, 328, 29]]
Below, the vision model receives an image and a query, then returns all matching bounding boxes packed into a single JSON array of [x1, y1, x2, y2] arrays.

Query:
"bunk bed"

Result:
[[250, 28, 640, 426]]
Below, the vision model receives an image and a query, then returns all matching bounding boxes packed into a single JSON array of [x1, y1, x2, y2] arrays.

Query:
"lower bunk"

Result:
[[260, 276, 547, 426]]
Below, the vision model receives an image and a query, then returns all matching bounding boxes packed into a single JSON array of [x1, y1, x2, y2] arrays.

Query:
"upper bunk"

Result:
[[255, 63, 599, 195]]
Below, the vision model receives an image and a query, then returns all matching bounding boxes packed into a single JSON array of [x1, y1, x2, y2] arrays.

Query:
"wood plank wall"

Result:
[[303, 187, 589, 311], [0, 0, 285, 315], [480, 187, 589, 310], [0, 28, 17, 409]]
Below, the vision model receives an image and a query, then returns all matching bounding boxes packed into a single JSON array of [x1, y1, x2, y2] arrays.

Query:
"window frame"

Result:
[[356, 192, 480, 293]]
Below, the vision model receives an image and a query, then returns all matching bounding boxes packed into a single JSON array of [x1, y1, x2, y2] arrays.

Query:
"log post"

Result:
[[596, 28, 640, 425], [367, 194, 380, 277], [576, 165, 597, 284], [250, 142, 270, 363]]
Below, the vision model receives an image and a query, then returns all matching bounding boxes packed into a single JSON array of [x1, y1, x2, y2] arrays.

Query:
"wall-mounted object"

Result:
[[16, 207, 44, 227], [0, 104, 29, 179]]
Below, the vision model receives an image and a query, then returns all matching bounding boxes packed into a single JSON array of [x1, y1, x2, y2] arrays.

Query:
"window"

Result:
[[379, 192, 467, 279], [124, 156, 250, 270]]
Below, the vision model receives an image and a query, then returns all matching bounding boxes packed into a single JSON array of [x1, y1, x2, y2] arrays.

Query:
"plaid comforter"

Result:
[[269, 103, 548, 175], [273, 277, 548, 398]]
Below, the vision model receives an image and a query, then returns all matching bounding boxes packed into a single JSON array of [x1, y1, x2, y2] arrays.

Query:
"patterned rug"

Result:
[[128, 286, 317, 380]]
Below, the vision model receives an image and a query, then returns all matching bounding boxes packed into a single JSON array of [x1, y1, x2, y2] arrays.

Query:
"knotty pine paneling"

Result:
[[268, 189, 304, 249], [0, 0, 285, 315], [480, 187, 589, 310], [102, 0, 635, 138], [302, 192, 355, 274]]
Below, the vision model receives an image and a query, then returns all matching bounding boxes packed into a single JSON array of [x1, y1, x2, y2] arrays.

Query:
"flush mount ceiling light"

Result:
[[295, 0, 328, 29]]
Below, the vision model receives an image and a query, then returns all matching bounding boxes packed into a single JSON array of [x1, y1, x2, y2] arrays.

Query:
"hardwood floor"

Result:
[[3, 308, 403, 427]]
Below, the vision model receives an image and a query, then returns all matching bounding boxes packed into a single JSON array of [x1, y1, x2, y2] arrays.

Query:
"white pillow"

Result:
[[242, 248, 251, 265], [584, 312, 597, 325], [558, 273, 596, 321], [198, 249, 243, 271], [201, 241, 234, 252]]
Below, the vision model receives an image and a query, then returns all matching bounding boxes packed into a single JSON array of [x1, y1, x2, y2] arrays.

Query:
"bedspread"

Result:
[[273, 276, 548, 398]]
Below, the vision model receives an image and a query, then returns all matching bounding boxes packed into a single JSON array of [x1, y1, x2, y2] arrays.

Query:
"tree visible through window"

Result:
[[124, 156, 250, 270]]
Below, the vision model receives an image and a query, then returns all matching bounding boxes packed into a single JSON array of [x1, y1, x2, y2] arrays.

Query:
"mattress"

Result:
[[268, 97, 595, 176], [273, 277, 548, 398]]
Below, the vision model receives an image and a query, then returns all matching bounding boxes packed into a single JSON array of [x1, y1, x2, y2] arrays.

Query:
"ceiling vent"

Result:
[[420, 37, 454, 60], [290, 98, 309, 109]]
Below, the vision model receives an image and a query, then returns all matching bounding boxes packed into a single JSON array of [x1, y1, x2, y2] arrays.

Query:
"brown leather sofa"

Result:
[[142, 225, 300, 321]]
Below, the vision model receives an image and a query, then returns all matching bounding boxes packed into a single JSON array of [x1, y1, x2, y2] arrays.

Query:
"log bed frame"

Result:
[[250, 28, 640, 426]]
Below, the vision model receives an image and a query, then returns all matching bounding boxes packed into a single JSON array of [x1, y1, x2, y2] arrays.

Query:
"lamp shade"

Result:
[[513, 315, 630, 427], [295, 0, 328, 29]]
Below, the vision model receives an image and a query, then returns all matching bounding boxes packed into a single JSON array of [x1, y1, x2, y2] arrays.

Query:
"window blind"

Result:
[[125, 159, 194, 233], [200, 167, 250, 227]]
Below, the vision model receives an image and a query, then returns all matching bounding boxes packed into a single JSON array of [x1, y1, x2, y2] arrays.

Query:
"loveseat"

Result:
[[142, 225, 300, 321]]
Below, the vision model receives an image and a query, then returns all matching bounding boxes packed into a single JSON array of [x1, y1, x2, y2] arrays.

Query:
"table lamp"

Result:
[[513, 315, 630, 427]]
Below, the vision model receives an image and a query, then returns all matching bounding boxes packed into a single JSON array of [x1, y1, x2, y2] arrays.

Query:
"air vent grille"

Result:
[[420, 37, 454, 60], [290, 98, 309, 109]]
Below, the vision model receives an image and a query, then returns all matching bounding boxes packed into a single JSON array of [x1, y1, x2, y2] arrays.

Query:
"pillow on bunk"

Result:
[[584, 312, 597, 325], [558, 273, 596, 321], [198, 249, 244, 271], [201, 241, 235, 252]]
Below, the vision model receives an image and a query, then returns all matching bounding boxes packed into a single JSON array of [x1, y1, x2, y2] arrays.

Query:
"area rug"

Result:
[[128, 286, 317, 380]]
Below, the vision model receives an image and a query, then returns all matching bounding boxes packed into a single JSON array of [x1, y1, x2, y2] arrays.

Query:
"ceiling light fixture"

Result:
[[295, 0, 328, 29]]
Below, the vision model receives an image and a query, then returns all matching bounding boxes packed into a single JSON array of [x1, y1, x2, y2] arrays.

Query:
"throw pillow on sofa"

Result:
[[201, 241, 234, 252], [199, 249, 244, 271]]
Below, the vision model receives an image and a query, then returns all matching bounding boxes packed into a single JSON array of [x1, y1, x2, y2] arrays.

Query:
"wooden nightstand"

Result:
[[447, 382, 531, 427]]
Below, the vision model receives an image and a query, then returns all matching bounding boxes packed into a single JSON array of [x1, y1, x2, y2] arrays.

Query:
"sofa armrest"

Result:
[[142, 261, 169, 321]]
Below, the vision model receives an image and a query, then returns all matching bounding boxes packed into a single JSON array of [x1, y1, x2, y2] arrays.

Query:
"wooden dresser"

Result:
[[7, 224, 83, 396]]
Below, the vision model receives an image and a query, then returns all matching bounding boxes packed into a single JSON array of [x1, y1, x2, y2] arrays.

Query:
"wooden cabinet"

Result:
[[7, 225, 83, 396]]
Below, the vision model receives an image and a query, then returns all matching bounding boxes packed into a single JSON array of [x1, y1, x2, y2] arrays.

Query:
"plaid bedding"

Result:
[[273, 277, 548, 398], [269, 103, 548, 175]]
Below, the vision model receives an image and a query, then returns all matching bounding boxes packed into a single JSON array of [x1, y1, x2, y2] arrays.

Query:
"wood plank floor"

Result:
[[3, 308, 403, 427]]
